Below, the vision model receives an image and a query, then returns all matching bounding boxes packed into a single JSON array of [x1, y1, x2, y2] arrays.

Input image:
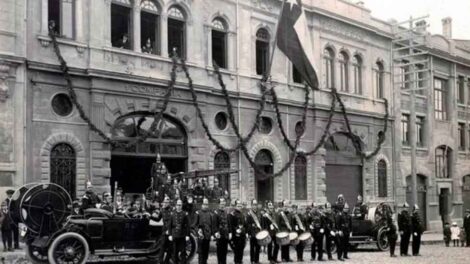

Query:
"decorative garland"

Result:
[[48, 27, 178, 149]]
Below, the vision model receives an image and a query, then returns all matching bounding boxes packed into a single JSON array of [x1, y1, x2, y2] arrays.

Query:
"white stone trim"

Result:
[[39, 132, 86, 197]]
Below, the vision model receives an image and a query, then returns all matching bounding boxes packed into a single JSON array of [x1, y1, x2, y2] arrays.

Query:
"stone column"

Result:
[[74, 0, 84, 41], [227, 31, 236, 71], [161, 14, 168, 57], [205, 24, 212, 67], [133, 2, 141, 52], [104, 0, 112, 46], [41, 0, 49, 35]]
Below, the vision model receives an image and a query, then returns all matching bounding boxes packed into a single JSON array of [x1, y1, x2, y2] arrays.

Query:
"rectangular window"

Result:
[[293, 65, 302, 84], [400, 65, 410, 90], [459, 123, 466, 150], [458, 76, 465, 104], [401, 114, 410, 145], [468, 78, 470, 105], [48, 0, 61, 35], [141, 11, 159, 55], [111, 4, 132, 49], [375, 69, 384, 99], [416, 116, 424, 147], [168, 18, 185, 59], [434, 78, 448, 120], [416, 64, 425, 95], [212, 30, 227, 69], [256, 40, 269, 75]]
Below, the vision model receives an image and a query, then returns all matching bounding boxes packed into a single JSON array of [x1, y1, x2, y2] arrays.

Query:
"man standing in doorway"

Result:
[[464, 209, 470, 247]]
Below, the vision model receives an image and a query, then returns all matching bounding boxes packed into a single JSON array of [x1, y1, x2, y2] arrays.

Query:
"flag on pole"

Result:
[[276, 0, 319, 90]]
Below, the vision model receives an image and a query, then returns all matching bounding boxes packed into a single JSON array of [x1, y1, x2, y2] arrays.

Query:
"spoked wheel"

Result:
[[48, 232, 90, 264], [186, 233, 197, 262], [26, 244, 49, 264], [376, 227, 389, 251]]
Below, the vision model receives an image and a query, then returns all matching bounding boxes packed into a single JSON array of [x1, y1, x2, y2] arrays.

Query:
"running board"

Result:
[[94, 249, 154, 257]]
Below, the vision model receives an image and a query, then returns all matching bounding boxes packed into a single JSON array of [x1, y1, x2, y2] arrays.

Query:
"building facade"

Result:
[[1, 0, 468, 230]]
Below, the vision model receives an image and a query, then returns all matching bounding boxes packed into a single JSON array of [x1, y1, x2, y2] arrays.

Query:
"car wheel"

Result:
[[376, 227, 389, 251], [26, 244, 48, 264], [187, 233, 197, 262], [48, 232, 90, 264]]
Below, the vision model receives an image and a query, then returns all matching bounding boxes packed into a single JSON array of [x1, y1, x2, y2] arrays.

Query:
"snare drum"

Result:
[[299, 232, 313, 246], [289, 232, 299, 246], [275, 232, 290, 246], [255, 230, 272, 246]]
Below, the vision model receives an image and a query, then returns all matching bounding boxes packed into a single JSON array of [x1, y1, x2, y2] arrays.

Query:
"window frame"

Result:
[[167, 6, 186, 59], [435, 146, 450, 179], [416, 116, 425, 147], [323, 48, 335, 89], [338, 52, 349, 92], [211, 18, 228, 69], [374, 61, 385, 99], [140, 0, 160, 55], [294, 155, 308, 200], [377, 159, 387, 198], [401, 114, 410, 146], [214, 151, 231, 198], [111, 1, 133, 49], [352, 55, 362, 94], [458, 123, 466, 150], [434, 78, 448, 120], [255, 28, 270, 76], [457, 76, 465, 104]]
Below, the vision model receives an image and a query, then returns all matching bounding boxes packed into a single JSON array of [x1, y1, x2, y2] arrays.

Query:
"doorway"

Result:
[[463, 175, 470, 215], [406, 174, 427, 230], [255, 150, 274, 203]]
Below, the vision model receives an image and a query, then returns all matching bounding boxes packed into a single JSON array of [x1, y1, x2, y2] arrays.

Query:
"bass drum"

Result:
[[255, 230, 272, 246], [289, 232, 299, 246]]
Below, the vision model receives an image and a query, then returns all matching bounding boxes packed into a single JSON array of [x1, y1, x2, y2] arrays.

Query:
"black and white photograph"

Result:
[[1, 0, 470, 263]]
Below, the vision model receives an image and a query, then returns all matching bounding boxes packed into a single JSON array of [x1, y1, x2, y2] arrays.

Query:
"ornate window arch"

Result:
[[214, 151, 231, 197], [140, 0, 161, 55], [51, 143, 77, 199]]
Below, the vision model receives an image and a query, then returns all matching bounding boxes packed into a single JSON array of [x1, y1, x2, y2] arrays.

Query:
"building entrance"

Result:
[[110, 112, 187, 195], [463, 175, 470, 215], [406, 174, 427, 230]]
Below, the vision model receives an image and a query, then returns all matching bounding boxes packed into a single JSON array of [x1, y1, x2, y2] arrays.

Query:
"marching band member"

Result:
[[335, 203, 352, 261], [213, 198, 230, 264], [194, 198, 214, 264], [323, 202, 336, 260], [277, 200, 292, 262], [169, 199, 190, 264], [229, 200, 246, 264], [291, 204, 306, 262], [246, 199, 262, 264], [262, 201, 279, 264]]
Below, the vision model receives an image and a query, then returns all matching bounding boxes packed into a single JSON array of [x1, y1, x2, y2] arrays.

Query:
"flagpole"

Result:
[[264, 0, 287, 81]]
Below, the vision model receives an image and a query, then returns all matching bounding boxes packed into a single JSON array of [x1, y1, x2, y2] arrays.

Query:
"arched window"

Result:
[[435, 146, 451, 178], [140, 0, 160, 55], [168, 6, 186, 58], [212, 18, 228, 68], [214, 152, 230, 197], [111, 0, 133, 49], [338, 51, 349, 92], [377, 159, 387, 197], [51, 143, 76, 199], [48, 0, 75, 38], [295, 155, 307, 200], [256, 28, 270, 76], [255, 149, 274, 202], [352, 55, 362, 94], [374, 61, 385, 98], [323, 47, 335, 89]]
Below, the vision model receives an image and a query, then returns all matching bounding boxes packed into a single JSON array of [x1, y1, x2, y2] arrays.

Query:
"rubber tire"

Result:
[[25, 244, 49, 264], [48, 232, 90, 264], [376, 227, 389, 251]]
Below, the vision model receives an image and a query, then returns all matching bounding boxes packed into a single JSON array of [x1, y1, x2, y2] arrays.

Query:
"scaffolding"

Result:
[[392, 16, 430, 208]]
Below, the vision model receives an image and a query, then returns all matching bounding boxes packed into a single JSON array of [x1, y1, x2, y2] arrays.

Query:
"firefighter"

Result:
[[398, 203, 412, 256], [336, 203, 352, 261], [323, 202, 336, 260], [229, 200, 246, 264], [262, 201, 279, 264], [153, 196, 173, 264], [169, 199, 190, 264], [277, 200, 292, 262], [308, 202, 325, 261], [246, 199, 262, 264], [194, 198, 213, 264], [213, 198, 230, 264], [411, 204, 424, 256], [385, 209, 398, 257]]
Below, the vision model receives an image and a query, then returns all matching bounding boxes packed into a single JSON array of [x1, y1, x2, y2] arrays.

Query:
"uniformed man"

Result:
[[153, 196, 173, 264], [4, 189, 20, 250], [214, 198, 230, 264], [291, 204, 306, 262], [169, 199, 190, 264], [246, 199, 262, 264], [323, 202, 336, 260], [336, 203, 352, 261], [194, 198, 213, 264], [334, 194, 346, 213], [81, 181, 101, 212], [193, 180, 205, 204], [385, 209, 398, 257], [211, 178, 228, 203], [100, 192, 114, 213], [308, 203, 325, 261], [1, 201, 13, 251], [352, 195, 368, 220], [169, 179, 181, 201], [398, 203, 411, 256], [229, 200, 246, 264], [411, 204, 423, 256], [277, 200, 292, 262], [262, 201, 279, 264], [464, 209, 470, 247]]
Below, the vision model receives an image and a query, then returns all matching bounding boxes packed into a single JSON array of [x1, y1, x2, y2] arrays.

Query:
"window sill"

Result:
[[400, 91, 426, 98], [335, 91, 368, 100], [205, 66, 237, 78], [37, 35, 87, 52], [102, 47, 198, 67]]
